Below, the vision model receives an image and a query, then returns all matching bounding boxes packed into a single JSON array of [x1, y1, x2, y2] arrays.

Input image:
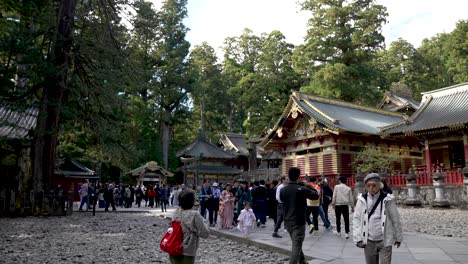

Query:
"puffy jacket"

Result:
[[352, 192, 403, 247], [280, 182, 319, 226]]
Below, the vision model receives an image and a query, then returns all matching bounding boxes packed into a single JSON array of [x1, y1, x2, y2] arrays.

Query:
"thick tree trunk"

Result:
[[162, 109, 172, 170], [200, 100, 206, 133], [17, 147, 31, 193], [248, 141, 257, 171], [32, 0, 77, 195], [227, 105, 234, 132]]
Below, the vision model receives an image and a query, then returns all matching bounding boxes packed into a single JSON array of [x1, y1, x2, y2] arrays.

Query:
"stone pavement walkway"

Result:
[[74, 203, 468, 264], [211, 219, 468, 264]]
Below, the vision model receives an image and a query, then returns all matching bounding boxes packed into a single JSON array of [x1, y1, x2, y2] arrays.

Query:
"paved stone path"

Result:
[[76, 203, 468, 264]]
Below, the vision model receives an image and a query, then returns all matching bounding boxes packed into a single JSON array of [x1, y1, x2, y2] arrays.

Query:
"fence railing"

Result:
[[0, 187, 74, 217], [384, 170, 464, 188]]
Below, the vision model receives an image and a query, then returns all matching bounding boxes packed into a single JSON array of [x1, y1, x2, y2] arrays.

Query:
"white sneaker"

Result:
[[333, 231, 341, 237], [345, 233, 349, 239]]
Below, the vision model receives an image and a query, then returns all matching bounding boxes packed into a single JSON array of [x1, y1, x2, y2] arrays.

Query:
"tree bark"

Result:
[[200, 100, 206, 134], [32, 0, 77, 194], [162, 108, 172, 170]]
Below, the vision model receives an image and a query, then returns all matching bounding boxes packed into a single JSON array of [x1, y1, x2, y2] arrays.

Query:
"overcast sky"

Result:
[[183, 0, 467, 57]]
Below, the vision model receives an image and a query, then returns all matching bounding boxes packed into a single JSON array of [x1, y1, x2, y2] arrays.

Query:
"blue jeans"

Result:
[[319, 205, 331, 228], [79, 195, 89, 210]]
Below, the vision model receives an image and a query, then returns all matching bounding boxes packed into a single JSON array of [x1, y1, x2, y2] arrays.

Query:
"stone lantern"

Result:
[[458, 167, 468, 207], [403, 166, 421, 206], [379, 168, 389, 181], [431, 166, 450, 207]]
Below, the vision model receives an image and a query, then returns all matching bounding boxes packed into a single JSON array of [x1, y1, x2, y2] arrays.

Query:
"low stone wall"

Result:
[[389, 186, 466, 207]]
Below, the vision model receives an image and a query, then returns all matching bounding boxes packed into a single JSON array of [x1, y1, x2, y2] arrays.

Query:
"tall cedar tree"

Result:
[[154, 0, 191, 169], [296, 0, 387, 103]]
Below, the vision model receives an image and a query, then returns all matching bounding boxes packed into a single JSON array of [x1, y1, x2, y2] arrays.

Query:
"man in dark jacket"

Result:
[[280, 167, 319, 264]]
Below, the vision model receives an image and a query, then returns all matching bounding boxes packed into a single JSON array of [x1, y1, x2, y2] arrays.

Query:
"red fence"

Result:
[[385, 170, 464, 188]]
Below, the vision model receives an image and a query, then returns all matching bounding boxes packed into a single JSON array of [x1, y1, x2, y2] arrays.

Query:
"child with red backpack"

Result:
[[161, 190, 210, 264]]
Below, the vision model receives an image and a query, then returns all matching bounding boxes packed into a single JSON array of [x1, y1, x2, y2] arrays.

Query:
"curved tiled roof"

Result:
[[293, 92, 403, 134], [176, 136, 236, 159], [127, 161, 174, 177], [185, 164, 242, 175], [382, 82, 468, 134], [55, 157, 97, 178], [260, 92, 404, 147], [377, 92, 420, 112], [0, 105, 38, 140], [219, 132, 264, 158]]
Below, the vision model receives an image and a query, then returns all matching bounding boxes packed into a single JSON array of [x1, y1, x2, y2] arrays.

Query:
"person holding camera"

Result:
[[353, 173, 403, 264]]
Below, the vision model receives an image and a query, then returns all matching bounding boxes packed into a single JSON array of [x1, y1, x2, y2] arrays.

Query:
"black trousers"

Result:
[[306, 206, 319, 230], [105, 199, 116, 211], [200, 202, 213, 224], [335, 205, 350, 234], [273, 203, 284, 233], [285, 223, 306, 264]]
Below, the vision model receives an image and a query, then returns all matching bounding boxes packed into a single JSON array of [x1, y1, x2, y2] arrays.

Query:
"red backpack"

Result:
[[160, 220, 183, 256]]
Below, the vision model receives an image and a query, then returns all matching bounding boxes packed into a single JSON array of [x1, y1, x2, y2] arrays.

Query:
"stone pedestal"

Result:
[[431, 169, 450, 207], [459, 167, 468, 208], [404, 168, 422, 206]]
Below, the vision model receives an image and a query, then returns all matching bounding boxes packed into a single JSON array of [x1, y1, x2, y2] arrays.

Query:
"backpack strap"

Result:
[[367, 192, 387, 220]]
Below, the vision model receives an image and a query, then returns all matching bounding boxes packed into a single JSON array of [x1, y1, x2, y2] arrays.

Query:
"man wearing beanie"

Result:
[[352, 173, 403, 264]]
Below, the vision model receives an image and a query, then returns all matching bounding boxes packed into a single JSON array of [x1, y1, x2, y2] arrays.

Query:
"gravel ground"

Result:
[[0, 207, 467, 264], [0, 212, 288, 264]]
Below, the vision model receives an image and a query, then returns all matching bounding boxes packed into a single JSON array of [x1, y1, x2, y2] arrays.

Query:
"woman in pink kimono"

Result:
[[219, 183, 235, 229]]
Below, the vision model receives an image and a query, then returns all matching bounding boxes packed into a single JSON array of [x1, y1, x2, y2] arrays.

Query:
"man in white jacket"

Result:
[[353, 173, 403, 264], [331, 176, 354, 238]]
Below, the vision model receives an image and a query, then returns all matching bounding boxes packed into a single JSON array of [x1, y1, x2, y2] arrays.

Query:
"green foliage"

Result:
[[296, 0, 387, 103], [352, 145, 399, 174]]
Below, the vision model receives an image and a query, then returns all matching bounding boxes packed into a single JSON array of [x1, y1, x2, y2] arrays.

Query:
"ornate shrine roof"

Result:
[[176, 134, 236, 159], [377, 91, 420, 113], [381, 82, 468, 135], [260, 91, 404, 147], [127, 161, 174, 177], [55, 157, 98, 178], [218, 132, 263, 157], [0, 105, 38, 140]]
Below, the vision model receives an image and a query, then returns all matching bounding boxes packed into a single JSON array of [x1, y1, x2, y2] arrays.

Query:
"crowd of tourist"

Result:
[[74, 168, 401, 264], [75, 175, 336, 234]]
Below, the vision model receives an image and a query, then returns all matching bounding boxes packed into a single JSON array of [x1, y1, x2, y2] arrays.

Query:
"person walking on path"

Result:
[[104, 183, 116, 212], [200, 181, 214, 226], [219, 183, 235, 229], [252, 180, 267, 227], [272, 176, 288, 238], [160, 185, 169, 212], [304, 178, 319, 236], [353, 173, 403, 264], [280, 167, 319, 264], [332, 176, 354, 239], [237, 203, 257, 238], [78, 180, 90, 211], [310, 177, 332, 231], [170, 190, 210, 264], [147, 186, 156, 208], [236, 181, 252, 220], [319, 178, 333, 223], [211, 182, 221, 225]]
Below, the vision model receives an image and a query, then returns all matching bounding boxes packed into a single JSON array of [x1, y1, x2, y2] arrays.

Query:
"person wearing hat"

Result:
[[211, 182, 221, 226], [352, 173, 403, 264]]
